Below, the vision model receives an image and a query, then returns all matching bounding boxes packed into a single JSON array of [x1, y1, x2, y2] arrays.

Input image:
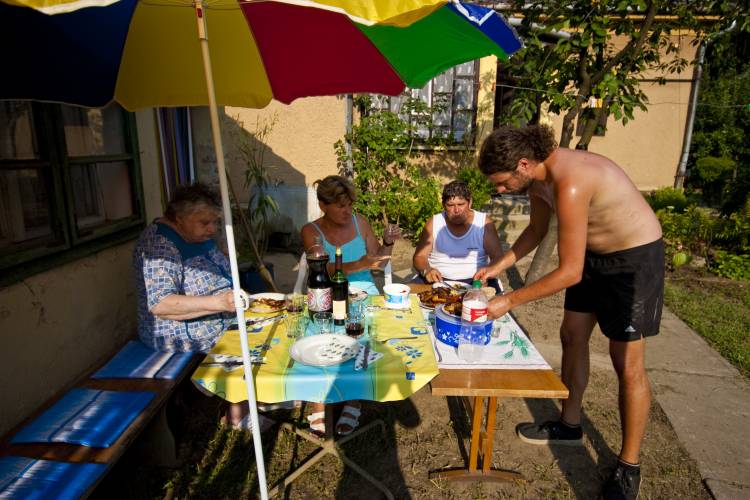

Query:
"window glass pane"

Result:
[[0, 169, 53, 249], [453, 111, 473, 142], [453, 80, 475, 110], [0, 102, 38, 160], [455, 62, 475, 76], [433, 71, 453, 93], [70, 161, 134, 230], [63, 103, 126, 157]]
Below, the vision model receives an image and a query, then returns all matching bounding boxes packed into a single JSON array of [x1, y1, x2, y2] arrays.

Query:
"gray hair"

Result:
[[165, 183, 221, 220]]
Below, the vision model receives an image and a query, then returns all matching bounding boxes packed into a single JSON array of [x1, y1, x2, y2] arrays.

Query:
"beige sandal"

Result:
[[306, 411, 326, 436], [335, 404, 361, 436]]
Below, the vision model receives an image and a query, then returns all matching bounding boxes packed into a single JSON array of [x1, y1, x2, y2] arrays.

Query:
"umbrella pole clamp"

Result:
[[270, 405, 393, 499]]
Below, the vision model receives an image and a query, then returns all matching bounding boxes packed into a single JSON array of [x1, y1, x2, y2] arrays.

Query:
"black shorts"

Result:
[[564, 239, 665, 342]]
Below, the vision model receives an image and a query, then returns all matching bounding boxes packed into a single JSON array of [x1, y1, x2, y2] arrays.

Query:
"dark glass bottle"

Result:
[[331, 246, 349, 326], [306, 238, 332, 319]]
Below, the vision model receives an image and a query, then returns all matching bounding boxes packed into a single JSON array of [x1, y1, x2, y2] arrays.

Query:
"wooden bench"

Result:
[[0, 340, 201, 498]]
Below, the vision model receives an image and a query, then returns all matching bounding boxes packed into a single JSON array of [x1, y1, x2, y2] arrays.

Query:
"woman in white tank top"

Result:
[[413, 181, 505, 294], [428, 210, 489, 280]]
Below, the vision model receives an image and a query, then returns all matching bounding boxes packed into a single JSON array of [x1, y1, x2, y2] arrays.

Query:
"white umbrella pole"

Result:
[[194, 2, 269, 499]]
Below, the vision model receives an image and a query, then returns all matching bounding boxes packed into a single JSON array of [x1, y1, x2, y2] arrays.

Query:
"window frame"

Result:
[[372, 60, 481, 147], [0, 102, 144, 286]]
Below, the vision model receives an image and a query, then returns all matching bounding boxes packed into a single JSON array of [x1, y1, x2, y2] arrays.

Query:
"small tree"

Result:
[[335, 94, 442, 239]]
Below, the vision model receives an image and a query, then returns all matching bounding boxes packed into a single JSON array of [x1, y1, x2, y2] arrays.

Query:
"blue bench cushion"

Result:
[[91, 340, 194, 380], [10, 388, 155, 448], [0, 456, 106, 499]]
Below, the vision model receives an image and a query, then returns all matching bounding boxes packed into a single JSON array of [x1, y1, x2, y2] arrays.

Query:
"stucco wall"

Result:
[[0, 109, 161, 436]]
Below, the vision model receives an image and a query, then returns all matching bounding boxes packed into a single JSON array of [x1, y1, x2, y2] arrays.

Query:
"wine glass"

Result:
[[384, 222, 401, 243]]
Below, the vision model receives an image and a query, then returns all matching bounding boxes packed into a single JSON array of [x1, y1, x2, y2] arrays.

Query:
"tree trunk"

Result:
[[524, 214, 558, 285]]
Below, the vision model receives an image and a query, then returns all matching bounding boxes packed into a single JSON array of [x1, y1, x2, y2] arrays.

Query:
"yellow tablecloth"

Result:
[[192, 295, 438, 403]]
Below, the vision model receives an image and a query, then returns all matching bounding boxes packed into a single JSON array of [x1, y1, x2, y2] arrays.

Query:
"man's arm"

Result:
[[474, 197, 552, 281], [487, 180, 590, 318], [151, 291, 235, 320], [412, 217, 443, 283]]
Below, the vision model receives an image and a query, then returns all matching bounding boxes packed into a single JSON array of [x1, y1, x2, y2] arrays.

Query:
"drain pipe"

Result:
[[675, 20, 737, 189], [344, 94, 354, 178]]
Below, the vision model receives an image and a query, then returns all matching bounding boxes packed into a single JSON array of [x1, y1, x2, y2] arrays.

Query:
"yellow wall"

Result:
[[546, 33, 697, 190], [0, 110, 161, 436]]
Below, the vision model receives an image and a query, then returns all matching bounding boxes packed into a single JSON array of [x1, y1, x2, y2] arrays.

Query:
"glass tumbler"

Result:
[[313, 311, 333, 334], [285, 313, 306, 339]]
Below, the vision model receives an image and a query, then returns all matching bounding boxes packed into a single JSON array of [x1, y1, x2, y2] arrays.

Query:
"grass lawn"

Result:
[[664, 265, 750, 378]]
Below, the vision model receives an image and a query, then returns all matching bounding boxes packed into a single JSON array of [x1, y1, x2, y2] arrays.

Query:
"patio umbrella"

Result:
[[0, 1, 522, 497]]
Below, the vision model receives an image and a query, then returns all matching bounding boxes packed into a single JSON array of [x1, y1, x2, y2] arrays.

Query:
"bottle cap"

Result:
[[472, 279, 482, 288], [336, 246, 342, 256]]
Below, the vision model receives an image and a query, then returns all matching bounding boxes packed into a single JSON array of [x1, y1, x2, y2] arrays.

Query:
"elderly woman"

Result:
[[300, 175, 398, 436], [133, 183, 269, 430]]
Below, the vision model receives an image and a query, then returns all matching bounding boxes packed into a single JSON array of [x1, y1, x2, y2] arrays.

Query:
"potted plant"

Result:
[[228, 113, 281, 293]]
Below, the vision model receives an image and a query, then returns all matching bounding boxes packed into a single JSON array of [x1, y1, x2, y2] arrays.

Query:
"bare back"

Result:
[[547, 149, 661, 254]]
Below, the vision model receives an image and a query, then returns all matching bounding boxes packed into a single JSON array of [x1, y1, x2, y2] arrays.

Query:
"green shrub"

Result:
[[711, 251, 750, 281], [335, 108, 442, 240], [694, 156, 735, 183], [646, 187, 690, 213], [457, 167, 494, 210], [657, 206, 718, 265]]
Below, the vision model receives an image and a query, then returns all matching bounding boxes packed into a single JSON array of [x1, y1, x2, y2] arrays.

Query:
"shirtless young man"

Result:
[[475, 124, 664, 500]]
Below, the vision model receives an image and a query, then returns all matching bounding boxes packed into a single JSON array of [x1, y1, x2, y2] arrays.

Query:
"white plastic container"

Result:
[[383, 283, 410, 309]]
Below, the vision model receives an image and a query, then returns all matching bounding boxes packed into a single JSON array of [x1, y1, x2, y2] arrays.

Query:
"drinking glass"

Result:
[[285, 313, 306, 339], [384, 222, 402, 243], [313, 312, 333, 334], [345, 312, 365, 339], [285, 293, 306, 313]]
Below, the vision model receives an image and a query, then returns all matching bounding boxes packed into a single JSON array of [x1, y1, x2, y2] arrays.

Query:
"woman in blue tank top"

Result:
[[300, 175, 399, 437], [301, 175, 396, 296]]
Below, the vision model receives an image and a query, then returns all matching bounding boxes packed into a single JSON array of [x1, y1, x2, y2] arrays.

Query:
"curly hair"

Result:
[[165, 182, 221, 221], [442, 181, 472, 204], [314, 175, 357, 205], [478, 124, 557, 175]]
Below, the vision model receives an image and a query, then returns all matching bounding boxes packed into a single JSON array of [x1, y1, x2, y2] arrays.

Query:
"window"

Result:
[[371, 61, 479, 144], [0, 101, 143, 284]]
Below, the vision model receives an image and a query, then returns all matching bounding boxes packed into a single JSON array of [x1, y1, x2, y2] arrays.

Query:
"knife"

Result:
[[362, 342, 371, 370]]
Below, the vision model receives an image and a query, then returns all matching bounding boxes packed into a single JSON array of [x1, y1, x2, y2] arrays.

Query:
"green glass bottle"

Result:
[[331, 246, 349, 326]]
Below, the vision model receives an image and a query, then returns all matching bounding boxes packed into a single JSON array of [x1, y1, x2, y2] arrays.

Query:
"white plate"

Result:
[[248, 292, 286, 313], [289, 334, 360, 367], [348, 286, 368, 302]]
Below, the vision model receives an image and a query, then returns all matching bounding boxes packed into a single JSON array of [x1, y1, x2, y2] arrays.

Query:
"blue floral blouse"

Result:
[[133, 222, 232, 352]]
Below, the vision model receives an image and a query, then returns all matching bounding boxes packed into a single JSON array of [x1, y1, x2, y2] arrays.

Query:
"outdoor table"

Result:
[[192, 294, 438, 499], [408, 284, 569, 483]]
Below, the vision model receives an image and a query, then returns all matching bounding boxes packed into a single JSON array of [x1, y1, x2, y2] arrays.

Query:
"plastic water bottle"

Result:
[[457, 280, 488, 362]]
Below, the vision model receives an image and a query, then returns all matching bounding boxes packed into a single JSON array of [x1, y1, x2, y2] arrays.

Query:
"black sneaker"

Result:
[[602, 461, 641, 500], [515, 420, 583, 446]]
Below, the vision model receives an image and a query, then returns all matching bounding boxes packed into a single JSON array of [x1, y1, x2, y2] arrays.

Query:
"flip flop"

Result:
[[335, 404, 362, 436], [306, 411, 326, 437]]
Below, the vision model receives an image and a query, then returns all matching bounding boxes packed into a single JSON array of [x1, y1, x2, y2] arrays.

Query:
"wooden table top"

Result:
[[430, 368, 568, 399]]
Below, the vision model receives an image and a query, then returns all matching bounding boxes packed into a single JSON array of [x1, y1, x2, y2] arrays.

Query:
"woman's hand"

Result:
[[216, 290, 236, 312], [359, 254, 391, 271], [422, 267, 443, 284]]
